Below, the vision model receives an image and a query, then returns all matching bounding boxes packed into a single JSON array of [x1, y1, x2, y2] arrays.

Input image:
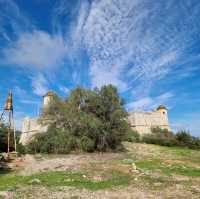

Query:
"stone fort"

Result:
[[20, 91, 170, 145]]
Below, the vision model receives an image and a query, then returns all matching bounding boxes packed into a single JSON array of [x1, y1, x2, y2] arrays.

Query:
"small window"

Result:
[[163, 112, 165, 114]]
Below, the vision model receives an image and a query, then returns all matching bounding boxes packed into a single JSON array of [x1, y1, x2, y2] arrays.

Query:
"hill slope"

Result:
[[0, 143, 200, 198]]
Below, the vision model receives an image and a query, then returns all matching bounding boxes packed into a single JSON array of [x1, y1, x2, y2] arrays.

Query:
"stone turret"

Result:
[[43, 91, 56, 108], [156, 105, 168, 115]]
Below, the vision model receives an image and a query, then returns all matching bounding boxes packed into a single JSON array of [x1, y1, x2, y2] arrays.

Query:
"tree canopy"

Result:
[[27, 85, 131, 153]]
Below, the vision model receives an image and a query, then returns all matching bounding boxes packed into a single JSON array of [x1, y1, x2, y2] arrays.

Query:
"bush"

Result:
[[80, 136, 95, 152], [26, 85, 131, 153], [124, 129, 140, 142], [175, 130, 192, 146], [141, 128, 200, 150], [17, 143, 26, 155], [26, 129, 72, 154], [142, 127, 177, 147], [175, 130, 200, 150]]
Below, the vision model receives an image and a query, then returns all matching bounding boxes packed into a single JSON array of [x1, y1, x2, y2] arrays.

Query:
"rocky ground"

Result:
[[0, 143, 200, 199]]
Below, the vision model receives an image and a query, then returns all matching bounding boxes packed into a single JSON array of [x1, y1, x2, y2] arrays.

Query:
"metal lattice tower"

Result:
[[0, 90, 16, 153]]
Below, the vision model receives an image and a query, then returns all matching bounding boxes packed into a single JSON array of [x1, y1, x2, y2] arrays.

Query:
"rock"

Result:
[[28, 178, 41, 185], [132, 163, 137, 170], [131, 169, 140, 173], [191, 186, 200, 193], [175, 184, 183, 189], [153, 182, 162, 186], [64, 178, 74, 182], [134, 177, 138, 181]]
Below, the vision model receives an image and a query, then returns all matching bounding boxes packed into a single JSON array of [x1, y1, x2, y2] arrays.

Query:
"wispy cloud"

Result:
[[57, 0, 200, 96], [3, 30, 67, 70], [31, 73, 49, 96], [127, 92, 174, 111], [59, 85, 70, 94], [0, 0, 30, 42], [14, 86, 40, 105]]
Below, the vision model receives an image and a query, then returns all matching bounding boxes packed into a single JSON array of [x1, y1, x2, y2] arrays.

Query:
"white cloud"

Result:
[[31, 73, 49, 96], [82, 0, 138, 90], [58, 0, 200, 96], [59, 86, 70, 94], [14, 86, 40, 106], [127, 91, 174, 111], [3, 30, 67, 69], [0, 0, 31, 42]]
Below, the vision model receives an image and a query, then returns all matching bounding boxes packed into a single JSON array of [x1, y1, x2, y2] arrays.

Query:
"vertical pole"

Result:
[[0, 110, 5, 123], [12, 110, 17, 152], [7, 111, 11, 154]]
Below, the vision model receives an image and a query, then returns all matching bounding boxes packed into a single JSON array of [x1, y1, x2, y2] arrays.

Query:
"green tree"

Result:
[[27, 85, 131, 153], [175, 130, 193, 147]]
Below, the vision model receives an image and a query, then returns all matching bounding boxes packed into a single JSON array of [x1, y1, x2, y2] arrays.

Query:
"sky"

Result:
[[0, 0, 200, 136]]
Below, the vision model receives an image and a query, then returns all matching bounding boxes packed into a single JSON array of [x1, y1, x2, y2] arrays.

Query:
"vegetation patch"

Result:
[[141, 128, 200, 150], [161, 147, 200, 162], [0, 171, 131, 191], [136, 159, 200, 177]]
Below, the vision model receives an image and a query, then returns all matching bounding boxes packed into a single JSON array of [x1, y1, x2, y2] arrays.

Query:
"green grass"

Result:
[[160, 146, 200, 163], [135, 159, 200, 177], [0, 171, 131, 191]]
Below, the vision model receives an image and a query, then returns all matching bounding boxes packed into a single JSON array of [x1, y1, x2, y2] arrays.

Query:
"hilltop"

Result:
[[0, 142, 200, 199]]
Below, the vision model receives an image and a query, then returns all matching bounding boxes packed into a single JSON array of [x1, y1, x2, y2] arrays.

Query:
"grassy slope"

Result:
[[0, 143, 200, 198]]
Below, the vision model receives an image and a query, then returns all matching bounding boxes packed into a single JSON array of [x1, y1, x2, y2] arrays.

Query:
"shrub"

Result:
[[175, 130, 200, 150], [141, 128, 200, 150], [142, 127, 177, 147], [26, 128, 72, 154], [175, 130, 192, 146], [16, 143, 26, 155], [124, 129, 140, 142], [80, 136, 95, 152]]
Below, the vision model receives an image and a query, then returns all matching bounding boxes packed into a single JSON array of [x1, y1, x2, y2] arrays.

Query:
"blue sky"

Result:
[[0, 0, 200, 136]]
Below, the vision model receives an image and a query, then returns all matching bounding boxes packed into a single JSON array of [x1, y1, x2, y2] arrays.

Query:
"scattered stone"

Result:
[[28, 178, 41, 185], [153, 182, 162, 186], [64, 178, 74, 182], [131, 163, 137, 170], [191, 186, 200, 193], [175, 184, 183, 189], [134, 177, 138, 181], [131, 169, 140, 174], [82, 175, 87, 178]]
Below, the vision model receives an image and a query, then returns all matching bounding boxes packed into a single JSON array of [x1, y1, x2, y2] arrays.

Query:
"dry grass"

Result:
[[0, 142, 200, 198]]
